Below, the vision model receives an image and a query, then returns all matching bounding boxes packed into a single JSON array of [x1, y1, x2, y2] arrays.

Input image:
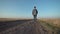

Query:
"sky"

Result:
[[0, 0, 60, 18]]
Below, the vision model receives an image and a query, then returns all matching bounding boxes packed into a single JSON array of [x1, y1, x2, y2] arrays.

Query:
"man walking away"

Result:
[[32, 6, 38, 21]]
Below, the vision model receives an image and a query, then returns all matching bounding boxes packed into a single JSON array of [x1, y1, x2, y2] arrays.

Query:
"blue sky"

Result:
[[0, 0, 60, 18]]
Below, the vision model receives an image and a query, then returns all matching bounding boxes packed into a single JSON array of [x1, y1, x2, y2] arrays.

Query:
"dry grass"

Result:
[[38, 18, 60, 34], [38, 18, 60, 28], [0, 18, 31, 21]]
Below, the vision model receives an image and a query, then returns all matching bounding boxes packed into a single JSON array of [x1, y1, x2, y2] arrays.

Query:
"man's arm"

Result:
[[36, 10, 38, 14]]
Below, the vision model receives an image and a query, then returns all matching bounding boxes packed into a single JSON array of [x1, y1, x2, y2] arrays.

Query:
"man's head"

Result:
[[34, 6, 36, 8]]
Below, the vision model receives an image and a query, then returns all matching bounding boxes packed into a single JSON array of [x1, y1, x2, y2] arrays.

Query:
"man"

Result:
[[32, 6, 38, 21]]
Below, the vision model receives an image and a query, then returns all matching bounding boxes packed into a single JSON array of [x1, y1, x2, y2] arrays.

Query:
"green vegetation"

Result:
[[38, 20, 60, 32], [37, 19, 60, 34], [45, 22, 58, 31]]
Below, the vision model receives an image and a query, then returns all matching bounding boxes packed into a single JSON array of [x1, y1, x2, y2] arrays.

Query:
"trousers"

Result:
[[33, 15, 37, 20]]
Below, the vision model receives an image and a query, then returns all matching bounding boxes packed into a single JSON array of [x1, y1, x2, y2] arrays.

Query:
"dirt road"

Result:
[[0, 20, 57, 34]]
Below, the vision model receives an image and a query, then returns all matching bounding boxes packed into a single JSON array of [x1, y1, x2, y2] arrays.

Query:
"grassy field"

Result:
[[38, 18, 60, 34], [38, 18, 60, 28], [0, 18, 31, 21]]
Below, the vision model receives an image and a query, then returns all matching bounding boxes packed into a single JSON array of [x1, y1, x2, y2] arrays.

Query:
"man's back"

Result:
[[32, 6, 38, 20], [32, 8, 38, 15]]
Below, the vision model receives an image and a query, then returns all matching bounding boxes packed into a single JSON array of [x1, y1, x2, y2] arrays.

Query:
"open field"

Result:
[[38, 18, 60, 28], [0, 18, 32, 21], [0, 19, 49, 34], [0, 18, 60, 34], [38, 18, 60, 34]]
